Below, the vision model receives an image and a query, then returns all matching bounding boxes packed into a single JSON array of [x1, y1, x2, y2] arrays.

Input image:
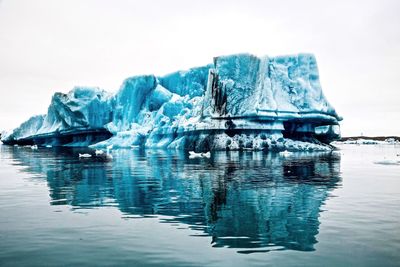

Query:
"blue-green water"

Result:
[[0, 144, 399, 266]]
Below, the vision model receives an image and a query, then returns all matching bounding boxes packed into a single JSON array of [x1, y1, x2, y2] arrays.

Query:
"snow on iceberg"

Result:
[[1, 53, 342, 151]]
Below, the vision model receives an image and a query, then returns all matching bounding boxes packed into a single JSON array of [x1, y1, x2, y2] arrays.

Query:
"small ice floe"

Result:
[[374, 160, 400, 166], [189, 151, 202, 158], [94, 150, 113, 161], [202, 152, 211, 158], [279, 150, 293, 157], [130, 145, 140, 149], [45, 145, 52, 148], [189, 151, 211, 158], [13, 144, 19, 147], [95, 149, 104, 155], [374, 156, 400, 165], [79, 153, 92, 158], [31, 145, 38, 150], [105, 145, 114, 159]]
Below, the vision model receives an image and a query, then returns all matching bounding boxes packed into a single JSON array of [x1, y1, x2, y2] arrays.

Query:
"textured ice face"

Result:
[[204, 53, 339, 122], [8, 115, 45, 140], [38, 87, 113, 134], [2, 53, 341, 150], [110, 75, 158, 132], [159, 65, 212, 98]]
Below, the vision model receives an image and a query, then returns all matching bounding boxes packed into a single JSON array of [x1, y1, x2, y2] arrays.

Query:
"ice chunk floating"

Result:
[[1, 53, 342, 151]]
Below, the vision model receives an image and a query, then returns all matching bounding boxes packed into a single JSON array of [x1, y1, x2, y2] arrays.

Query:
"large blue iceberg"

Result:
[[1, 53, 342, 151]]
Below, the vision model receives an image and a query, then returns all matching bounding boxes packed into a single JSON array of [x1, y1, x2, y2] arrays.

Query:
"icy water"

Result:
[[0, 144, 399, 267]]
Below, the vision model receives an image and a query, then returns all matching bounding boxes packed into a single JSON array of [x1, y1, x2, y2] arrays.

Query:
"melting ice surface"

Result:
[[1, 53, 341, 151]]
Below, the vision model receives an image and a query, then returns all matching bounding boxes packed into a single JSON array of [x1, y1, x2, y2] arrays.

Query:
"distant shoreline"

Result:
[[340, 136, 400, 142]]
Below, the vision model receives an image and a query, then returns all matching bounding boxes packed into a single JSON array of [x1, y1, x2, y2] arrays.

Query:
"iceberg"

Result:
[[1, 53, 342, 151]]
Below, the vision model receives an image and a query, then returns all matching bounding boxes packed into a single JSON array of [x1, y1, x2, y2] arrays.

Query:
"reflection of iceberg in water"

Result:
[[8, 146, 341, 252]]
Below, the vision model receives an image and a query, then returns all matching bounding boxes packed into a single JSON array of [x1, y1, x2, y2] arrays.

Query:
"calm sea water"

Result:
[[0, 144, 399, 267]]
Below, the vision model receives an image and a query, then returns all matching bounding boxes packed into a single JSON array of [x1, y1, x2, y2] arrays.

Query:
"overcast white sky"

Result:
[[0, 0, 399, 136]]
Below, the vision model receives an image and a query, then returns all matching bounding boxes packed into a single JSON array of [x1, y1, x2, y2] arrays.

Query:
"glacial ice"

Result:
[[1, 53, 342, 151]]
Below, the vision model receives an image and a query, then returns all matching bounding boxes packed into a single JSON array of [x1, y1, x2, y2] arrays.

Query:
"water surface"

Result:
[[0, 144, 399, 266]]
